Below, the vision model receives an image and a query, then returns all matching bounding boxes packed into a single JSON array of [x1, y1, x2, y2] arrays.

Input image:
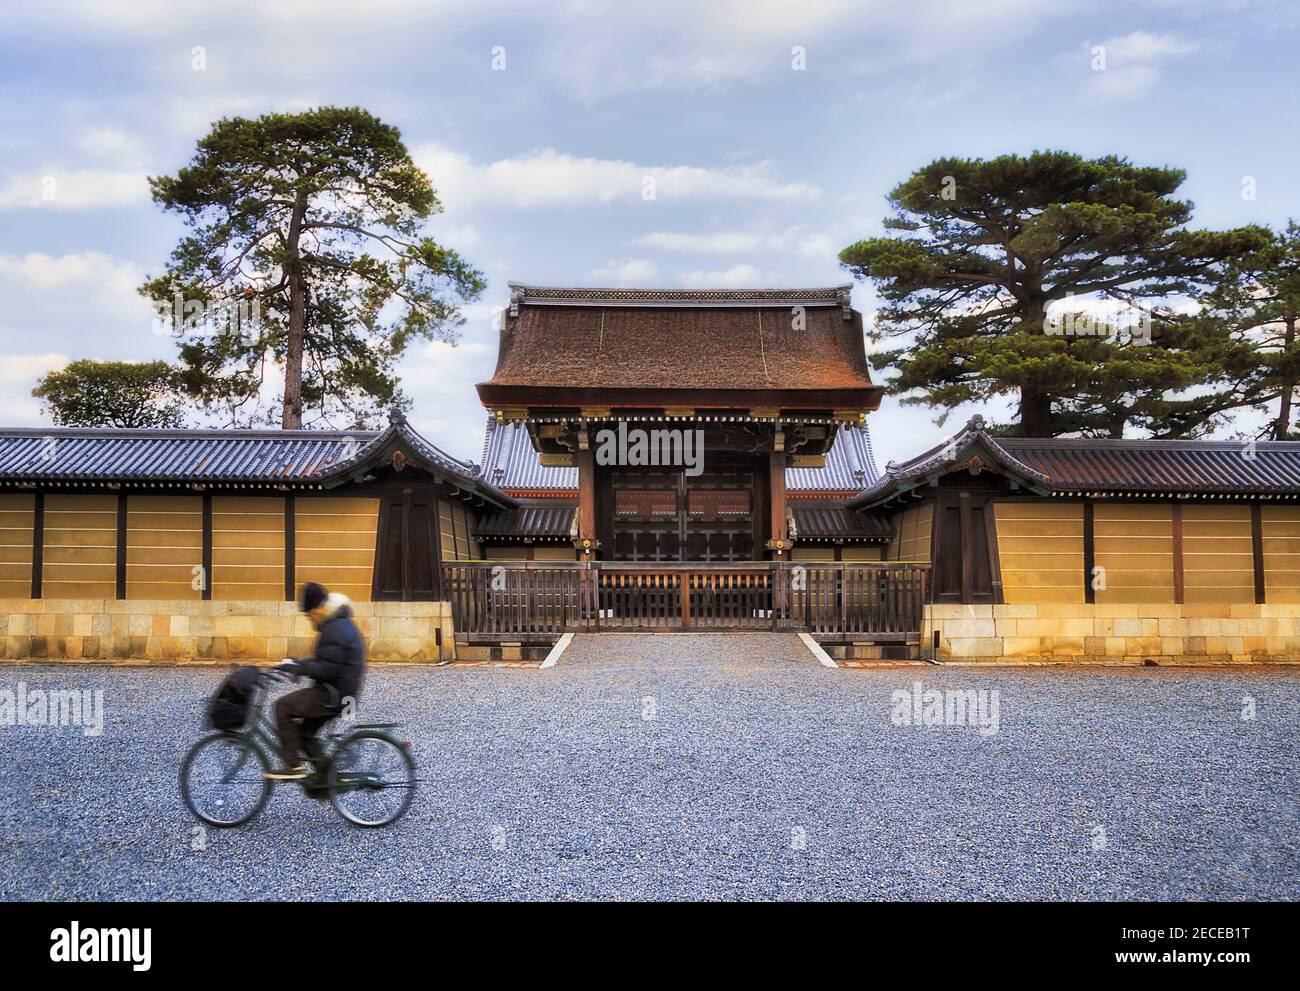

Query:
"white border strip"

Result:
[[540, 632, 575, 669], [798, 632, 838, 669]]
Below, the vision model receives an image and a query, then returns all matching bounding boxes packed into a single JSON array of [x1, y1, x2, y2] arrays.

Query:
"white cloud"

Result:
[[0, 252, 156, 351], [0, 251, 145, 299], [635, 226, 835, 259], [413, 144, 819, 211], [5, 1, 1073, 95], [0, 353, 69, 384], [543, 0, 1072, 95], [1100, 31, 1199, 62], [588, 259, 661, 286], [0, 354, 71, 426], [404, 339, 499, 461], [0, 170, 149, 210], [1083, 32, 1199, 102], [77, 127, 152, 165], [682, 264, 763, 288]]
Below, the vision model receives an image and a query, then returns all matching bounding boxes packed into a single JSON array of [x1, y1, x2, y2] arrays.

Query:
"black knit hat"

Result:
[[299, 582, 328, 613]]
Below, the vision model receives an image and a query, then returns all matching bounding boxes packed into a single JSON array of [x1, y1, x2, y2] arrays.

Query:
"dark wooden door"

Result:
[[374, 489, 440, 601], [930, 490, 1001, 605], [608, 467, 759, 562]]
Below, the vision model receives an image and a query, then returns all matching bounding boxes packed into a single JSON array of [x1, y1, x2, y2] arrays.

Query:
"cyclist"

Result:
[[265, 582, 367, 780]]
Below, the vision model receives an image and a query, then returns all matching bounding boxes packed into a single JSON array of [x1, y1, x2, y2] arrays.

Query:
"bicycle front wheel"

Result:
[[327, 731, 416, 828], [180, 733, 272, 827]]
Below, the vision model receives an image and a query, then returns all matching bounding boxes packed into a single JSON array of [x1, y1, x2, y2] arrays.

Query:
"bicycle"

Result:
[[180, 668, 417, 828]]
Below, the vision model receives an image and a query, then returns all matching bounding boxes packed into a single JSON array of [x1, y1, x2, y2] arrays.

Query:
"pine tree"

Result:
[[839, 151, 1271, 437], [141, 107, 484, 429]]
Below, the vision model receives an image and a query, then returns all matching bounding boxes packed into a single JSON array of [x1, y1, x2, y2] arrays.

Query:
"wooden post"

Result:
[[1171, 502, 1185, 605], [283, 493, 296, 601], [576, 446, 597, 559], [1082, 501, 1095, 605], [958, 492, 973, 605], [768, 451, 788, 555], [1251, 501, 1265, 605], [201, 493, 213, 601], [116, 492, 128, 600], [31, 491, 44, 599], [769, 451, 788, 612]]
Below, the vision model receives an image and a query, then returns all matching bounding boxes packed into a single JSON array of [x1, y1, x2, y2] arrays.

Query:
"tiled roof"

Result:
[[0, 428, 380, 482], [478, 284, 881, 406], [851, 416, 1300, 508], [791, 505, 892, 541], [480, 418, 576, 491], [787, 424, 878, 491], [1000, 437, 1300, 494], [506, 284, 854, 309], [478, 416, 879, 493], [0, 414, 509, 505], [474, 503, 575, 540]]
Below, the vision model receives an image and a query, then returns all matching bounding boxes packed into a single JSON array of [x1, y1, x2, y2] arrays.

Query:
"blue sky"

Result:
[[1, 0, 1297, 468]]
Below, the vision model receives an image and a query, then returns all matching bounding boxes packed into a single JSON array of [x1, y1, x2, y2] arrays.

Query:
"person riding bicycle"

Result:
[[265, 582, 367, 780]]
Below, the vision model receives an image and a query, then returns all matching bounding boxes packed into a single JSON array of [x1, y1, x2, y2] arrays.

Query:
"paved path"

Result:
[[1, 645, 1297, 900], [556, 632, 821, 669]]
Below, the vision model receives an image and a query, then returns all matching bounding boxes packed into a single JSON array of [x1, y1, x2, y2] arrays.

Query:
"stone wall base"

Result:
[[928, 602, 1300, 664], [0, 599, 456, 664]]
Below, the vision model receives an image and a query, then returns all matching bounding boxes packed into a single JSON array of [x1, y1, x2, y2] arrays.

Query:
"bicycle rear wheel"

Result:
[[326, 731, 416, 828], [180, 733, 272, 827]]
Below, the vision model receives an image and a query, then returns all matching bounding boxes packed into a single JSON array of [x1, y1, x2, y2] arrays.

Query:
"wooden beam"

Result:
[[1251, 501, 1265, 605], [1082, 500, 1095, 605], [116, 493, 128, 600], [575, 447, 597, 558], [1171, 502, 1184, 605], [284, 493, 296, 602], [428, 492, 444, 601], [985, 500, 1005, 605], [958, 492, 973, 605], [768, 451, 788, 555], [476, 383, 886, 412], [30, 492, 43, 599], [201, 493, 212, 601]]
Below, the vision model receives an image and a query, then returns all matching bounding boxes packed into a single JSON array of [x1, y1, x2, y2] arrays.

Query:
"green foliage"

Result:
[[1195, 221, 1300, 439], [840, 150, 1272, 437], [33, 360, 186, 428], [140, 106, 485, 429]]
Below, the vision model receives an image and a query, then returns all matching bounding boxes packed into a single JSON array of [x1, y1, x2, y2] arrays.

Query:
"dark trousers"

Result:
[[274, 686, 335, 766]]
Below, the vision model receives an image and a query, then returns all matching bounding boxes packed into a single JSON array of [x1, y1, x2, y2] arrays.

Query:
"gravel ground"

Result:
[[1, 634, 1297, 901]]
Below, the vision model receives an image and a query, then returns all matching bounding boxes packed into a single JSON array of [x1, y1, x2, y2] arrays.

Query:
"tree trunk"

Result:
[[1017, 296, 1055, 436], [281, 194, 308, 430], [1018, 387, 1053, 437], [1276, 315, 1296, 440]]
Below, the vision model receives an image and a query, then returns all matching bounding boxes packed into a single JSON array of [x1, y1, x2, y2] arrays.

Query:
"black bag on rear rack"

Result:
[[208, 665, 261, 730]]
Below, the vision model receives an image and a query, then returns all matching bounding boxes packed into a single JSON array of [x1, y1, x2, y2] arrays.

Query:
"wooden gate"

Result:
[[442, 561, 929, 643]]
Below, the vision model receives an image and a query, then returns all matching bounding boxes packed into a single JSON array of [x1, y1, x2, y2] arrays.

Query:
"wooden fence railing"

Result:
[[442, 561, 929, 643]]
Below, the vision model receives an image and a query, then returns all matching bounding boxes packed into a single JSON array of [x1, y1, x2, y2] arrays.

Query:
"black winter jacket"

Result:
[[295, 595, 366, 701]]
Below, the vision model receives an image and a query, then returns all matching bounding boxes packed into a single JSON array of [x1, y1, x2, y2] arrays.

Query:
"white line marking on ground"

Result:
[[540, 632, 574, 669], [798, 632, 838, 669]]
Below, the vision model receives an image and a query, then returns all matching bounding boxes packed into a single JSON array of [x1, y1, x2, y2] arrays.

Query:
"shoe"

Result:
[[264, 763, 309, 780]]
